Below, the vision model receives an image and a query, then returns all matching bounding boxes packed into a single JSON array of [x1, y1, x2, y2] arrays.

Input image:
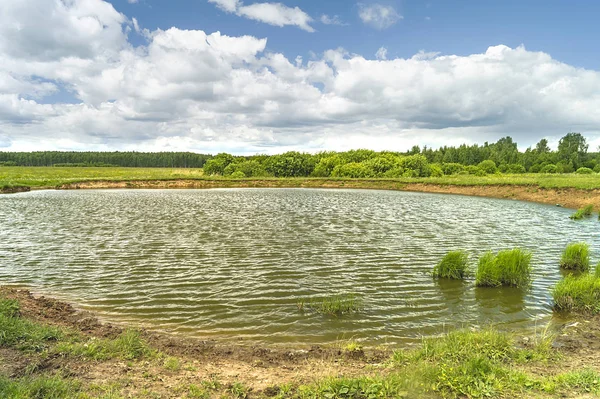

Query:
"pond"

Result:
[[0, 188, 597, 345]]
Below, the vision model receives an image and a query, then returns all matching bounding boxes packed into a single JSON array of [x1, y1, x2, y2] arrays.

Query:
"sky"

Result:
[[1, 0, 599, 154]]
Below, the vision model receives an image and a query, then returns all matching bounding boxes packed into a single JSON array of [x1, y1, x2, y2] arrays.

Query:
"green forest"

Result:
[[1, 133, 598, 178]]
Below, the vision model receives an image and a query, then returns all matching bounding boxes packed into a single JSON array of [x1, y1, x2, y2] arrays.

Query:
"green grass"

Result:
[[297, 294, 362, 316], [0, 298, 20, 318], [433, 250, 470, 279], [560, 242, 590, 271], [54, 329, 152, 361], [0, 374, 81, 399], [553, 274, 600, 313], [475, 249, 532, 288], [5, 167, 600, 190], [569, 204, 594, 220], [0, 301, 62, 352]]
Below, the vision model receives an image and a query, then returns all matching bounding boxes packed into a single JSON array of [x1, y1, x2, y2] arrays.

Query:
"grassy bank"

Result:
[[2, 288, 600, 399], [4, 167, 600, 190]]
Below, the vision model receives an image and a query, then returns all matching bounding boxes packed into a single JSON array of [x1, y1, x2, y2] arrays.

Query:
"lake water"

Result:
[[1, 188, 597, 345]]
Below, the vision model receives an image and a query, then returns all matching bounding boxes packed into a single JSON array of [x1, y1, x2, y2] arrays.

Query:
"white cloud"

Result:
[[320, 14, 347, 26], [208, 0, 314, 32], [358, 3, 402, 30], [375, 47, 388, 60], [2, 0, 600, 153]]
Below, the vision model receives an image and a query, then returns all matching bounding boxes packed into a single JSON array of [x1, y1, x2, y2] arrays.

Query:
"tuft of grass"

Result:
[[570, 204, 594, 220], [54, 329, 152, 361], [297, 294, 362, 316], [553, 274, 600, 314], [560, 242, 590, 271], [163, 356, 181, 372], [475, 249, 532, 288], [0, 374, 80, 399], [0, 298, 20, 318], [0, 312, 62, 352], [432, 250, 470, 279]]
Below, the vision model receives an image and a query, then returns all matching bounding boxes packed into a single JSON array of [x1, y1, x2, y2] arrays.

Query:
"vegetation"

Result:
[[569, 204, 594, 220], [0, 151, 210, 168], [560, 242, 591, 271], [54, 329, 152, 361], [432, 250, 470, 279], [297, 294, 362, 316], [475, 249, 532, 288], [553, 274, 600, 313]]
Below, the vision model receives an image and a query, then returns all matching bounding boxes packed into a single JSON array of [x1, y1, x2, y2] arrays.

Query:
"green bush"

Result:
[[466, 165, 486, 176], [560, 242, 590, 271], [570, 204, 594, 220], [330, 162, 375, 178], [475, 249, 532, 288], [429, 163, 444, 177], [553, 274, 600, 313], [540, 164, 558, 173], [477, 160, 498, 174], [441, 163, 465, 175], [433, 251, 469, 279], [507, 164, 526, 174], [576, 167, 594, 174], [229, 171, 246, 178]]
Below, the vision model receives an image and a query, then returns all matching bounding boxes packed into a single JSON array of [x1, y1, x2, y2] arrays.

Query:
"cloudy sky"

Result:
[[1, 0, 599, 154]]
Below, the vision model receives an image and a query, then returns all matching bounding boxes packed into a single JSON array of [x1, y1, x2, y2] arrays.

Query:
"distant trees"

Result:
[[3, 133, 600, 177]]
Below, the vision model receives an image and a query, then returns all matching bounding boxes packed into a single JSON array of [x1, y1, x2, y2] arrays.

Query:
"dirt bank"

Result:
[[0, 185, 31, 194], [57, 179, 600, 209]]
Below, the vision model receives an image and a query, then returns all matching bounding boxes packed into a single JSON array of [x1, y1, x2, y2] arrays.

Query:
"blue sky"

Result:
[[117, 0, 599, 69], [0, 0, 599, 153]]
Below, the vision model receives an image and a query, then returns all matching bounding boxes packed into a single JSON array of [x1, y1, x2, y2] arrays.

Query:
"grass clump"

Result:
[[432, 250, 469, 279], [0, 298, 20, 318], [54, 329, 152, 361], [0, 374, 80, 399], [297, 294, 362, 316], [475, 249, 532, 288], [570, 204, 594, 220], [553, 274, 600, 313], [560, 242, 590, 271]]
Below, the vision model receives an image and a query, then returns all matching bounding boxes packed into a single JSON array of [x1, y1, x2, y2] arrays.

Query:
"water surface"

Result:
[[0, 188, 596, 345]]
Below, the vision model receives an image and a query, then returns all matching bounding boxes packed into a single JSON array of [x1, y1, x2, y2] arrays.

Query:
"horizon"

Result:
[[1, 1, 599, 154]]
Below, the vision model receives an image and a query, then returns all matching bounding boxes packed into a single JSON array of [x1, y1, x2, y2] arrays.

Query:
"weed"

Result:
[[553, 274, 600, 313], [570, 204, 594, 220], [0, 374, 80, 399], [475, 249, 532, 288], [54, 329, 152, 360], [297, 294, 362, 316], [432, 250, 469, 279], [560, 242, 590, 271]]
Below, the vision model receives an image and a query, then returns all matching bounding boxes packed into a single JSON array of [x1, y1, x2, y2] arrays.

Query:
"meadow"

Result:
[[4, 166, 600, 190]]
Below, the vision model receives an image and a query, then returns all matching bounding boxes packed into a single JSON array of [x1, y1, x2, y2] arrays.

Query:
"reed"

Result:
[[560, 242, 590, 271], [432, 251, 470, 279]]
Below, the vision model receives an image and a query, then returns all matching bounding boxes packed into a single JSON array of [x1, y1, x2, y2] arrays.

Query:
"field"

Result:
[[3, 166, 600, 190]]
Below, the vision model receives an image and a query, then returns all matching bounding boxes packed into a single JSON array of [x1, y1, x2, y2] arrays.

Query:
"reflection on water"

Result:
[[0, 188, 597, 345]]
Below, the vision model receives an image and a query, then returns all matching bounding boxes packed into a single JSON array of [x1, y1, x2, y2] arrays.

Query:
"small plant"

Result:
[[0, 298, 20, 318], [570, 204, 594, 220], [298, 294, 362, 316], [229, 382, 248, 399], [475, 249, 532, 288], [163, 356, 181, 371], [433, 251, 469, 279], [55, 329, 152, 360], [560, 242, 590, 271], [553, 274, 600, 313], [343, 340, 363, 354]]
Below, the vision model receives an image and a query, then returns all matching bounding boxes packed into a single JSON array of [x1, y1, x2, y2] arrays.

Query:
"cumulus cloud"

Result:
[[358, 3, 402, 30], [1, 0, 600, 153], [208, 0, 314, 32]]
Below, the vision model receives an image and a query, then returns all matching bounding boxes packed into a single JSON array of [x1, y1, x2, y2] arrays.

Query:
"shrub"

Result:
[[594, 164, 600, 173], [442, 163, 465, 175], [398, 155, 430, 177], [466, 165, 486, 176], [330, 162, 375, 178], [570, 205, 594, 220], [477, 160, 498, 174], [541, 164, 558, 173], [475, 249, 532, 288], [560, 242, 590, 271], [429, 163, 444, 177], [553, 274, 600, 313], [229, 171, 246, 178], [433, 251, 469, 279], [507, 164, 526, 174], [576, 167, 594, 174]]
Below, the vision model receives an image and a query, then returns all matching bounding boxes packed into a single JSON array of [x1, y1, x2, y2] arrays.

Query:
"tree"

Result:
[[558, 133, 588, 170], [535, 139, 550, 154]]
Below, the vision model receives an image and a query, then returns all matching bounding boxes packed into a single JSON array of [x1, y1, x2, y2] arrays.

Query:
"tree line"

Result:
[[0, 133, 598, 177], [0, 151, 211, 168], [203, 133, 599, 178]]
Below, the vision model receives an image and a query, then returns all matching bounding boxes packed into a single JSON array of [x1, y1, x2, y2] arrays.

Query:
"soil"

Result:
[[0, 185, 31, 194], [0, 287, 390, 397], [55, 179, 600, 210]]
